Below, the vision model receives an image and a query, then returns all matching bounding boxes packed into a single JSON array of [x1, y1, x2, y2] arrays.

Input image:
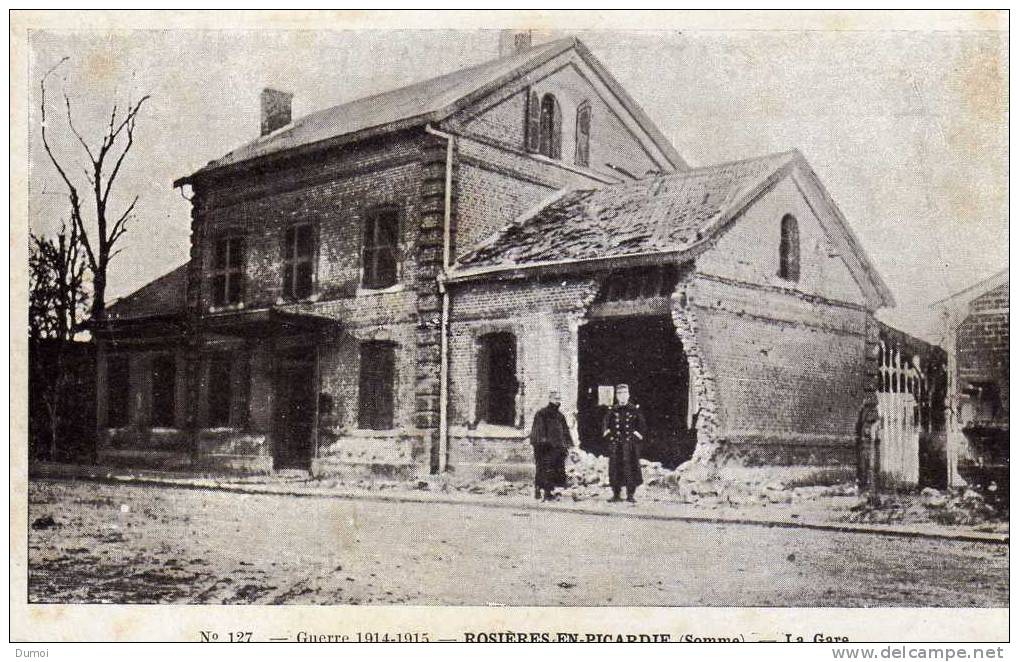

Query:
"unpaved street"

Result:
[[27, 479, 1007, 606]]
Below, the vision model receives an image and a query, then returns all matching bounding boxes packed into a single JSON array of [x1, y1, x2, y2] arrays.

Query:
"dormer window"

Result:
[[778, 214, 800, 281], [525, 90, 561, 159], [575, 102, 591, 167]]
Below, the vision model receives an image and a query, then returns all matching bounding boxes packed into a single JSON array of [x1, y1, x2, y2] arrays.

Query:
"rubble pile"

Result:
[[557, 450, 678, 501], [455, 476, 532, 497], [565, 448, 609, 487], [666, 463, 858, 507], [838, 487, 1004, 527]]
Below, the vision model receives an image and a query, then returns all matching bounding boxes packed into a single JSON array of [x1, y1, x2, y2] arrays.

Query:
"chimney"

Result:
[[498, 30, 533, 57], [260, 88, 293, 136]]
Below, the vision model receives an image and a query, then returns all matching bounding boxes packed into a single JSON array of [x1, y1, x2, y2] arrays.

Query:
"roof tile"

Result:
[[457, 151, 796, 269], [105, 263, 189, 321], [194, 38, 574, 174]]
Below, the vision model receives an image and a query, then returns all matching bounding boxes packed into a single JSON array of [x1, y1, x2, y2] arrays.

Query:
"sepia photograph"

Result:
[[10, 9, 1009, 644]]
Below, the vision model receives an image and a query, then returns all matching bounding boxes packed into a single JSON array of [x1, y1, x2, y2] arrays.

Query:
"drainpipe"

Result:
[[425, 124, 454, 473]]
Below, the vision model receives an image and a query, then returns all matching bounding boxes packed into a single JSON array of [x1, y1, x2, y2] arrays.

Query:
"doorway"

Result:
[[274, 349, 317, 470], [577, 316, 694, 468]]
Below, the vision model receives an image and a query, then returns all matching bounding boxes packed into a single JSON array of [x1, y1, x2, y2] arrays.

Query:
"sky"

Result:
[[27, 27, 1008, 340]]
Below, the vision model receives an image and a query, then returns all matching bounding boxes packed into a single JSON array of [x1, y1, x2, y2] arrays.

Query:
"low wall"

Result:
[[447, 425, 535, 481], [311, 431, 429, 480]]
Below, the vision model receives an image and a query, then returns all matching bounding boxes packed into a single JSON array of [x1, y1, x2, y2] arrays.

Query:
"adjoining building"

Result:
[[932, 268, 1009, 498], [93, 34, 904, 484]]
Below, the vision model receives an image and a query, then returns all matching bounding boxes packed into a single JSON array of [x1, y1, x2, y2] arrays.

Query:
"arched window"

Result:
[[526, 91, 562, 159], [476, 332, 518, 426], [538, 94, 562, 159], [575, 102, 591, 167], [778, 214, 800, 281]]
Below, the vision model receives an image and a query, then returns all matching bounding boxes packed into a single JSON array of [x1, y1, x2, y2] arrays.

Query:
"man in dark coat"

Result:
[[529, 390, 573, 501], [602, 384, 647, 502]]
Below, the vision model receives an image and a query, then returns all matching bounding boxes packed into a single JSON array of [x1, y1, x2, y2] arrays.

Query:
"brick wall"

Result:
[[684, 274, 870, 466], [175, 131, 444, 473], [452, 51, 668, 180], [447, 275, 597, 473], [957, 282, 1009, 415], [191, 133, 426, 312], [447, 47, 678, 261], [452, 137, 608, 260]]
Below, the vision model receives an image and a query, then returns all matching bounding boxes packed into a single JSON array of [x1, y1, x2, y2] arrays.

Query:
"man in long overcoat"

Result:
[[602, 384, 647, 502], [529, 390, 573, 501]]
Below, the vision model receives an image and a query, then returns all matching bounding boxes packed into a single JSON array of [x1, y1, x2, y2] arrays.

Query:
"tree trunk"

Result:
[[91, 268, 106, 321]]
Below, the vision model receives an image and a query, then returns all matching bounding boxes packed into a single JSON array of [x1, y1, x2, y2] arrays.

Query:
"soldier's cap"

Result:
[[615, 384, 629, 391]]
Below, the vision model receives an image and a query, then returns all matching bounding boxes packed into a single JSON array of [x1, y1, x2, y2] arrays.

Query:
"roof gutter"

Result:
[[173, 113, 438, 188], [424, 124, 454, 474]]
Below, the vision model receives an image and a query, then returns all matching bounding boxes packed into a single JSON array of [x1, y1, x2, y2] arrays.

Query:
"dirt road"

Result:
[[27, 479, 1008, 606]]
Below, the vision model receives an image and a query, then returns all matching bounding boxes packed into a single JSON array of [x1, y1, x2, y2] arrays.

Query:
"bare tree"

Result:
[[39, 57, 150, 321]]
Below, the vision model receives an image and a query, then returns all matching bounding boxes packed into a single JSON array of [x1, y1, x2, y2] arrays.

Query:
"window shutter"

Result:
[[231, 354, 251, 428], [358, 343, 395, 430], [550, 97, 562, 159], [378, 346, 395, 429], [213, 238, 228, 270], [296, 224, 314, 258], [475, 340, 490, 424], [357, 345, 375, 429], [779, 215, 800, 281], [232, 237, 246, 304], [575, 104, 591, 167], [525, 90, 540, 153]]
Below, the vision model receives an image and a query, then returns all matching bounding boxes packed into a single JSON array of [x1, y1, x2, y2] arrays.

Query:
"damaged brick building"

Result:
[[933, 268, 1009, 495], [94, 34, 898, 482]]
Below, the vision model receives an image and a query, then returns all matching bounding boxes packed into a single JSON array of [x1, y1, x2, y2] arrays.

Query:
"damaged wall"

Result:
[[675, 173, 877, 471], [446, 275, 599, 476]]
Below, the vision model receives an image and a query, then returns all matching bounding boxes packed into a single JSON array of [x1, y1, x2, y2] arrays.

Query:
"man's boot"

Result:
[[609, 487, 622, 502], [534, 486, 542, 500], [626, 487, 636, 503]]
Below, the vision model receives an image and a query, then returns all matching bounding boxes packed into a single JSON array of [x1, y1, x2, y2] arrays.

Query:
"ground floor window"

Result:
[[106, 354, 130, 427], [207, 355, 233, 427], [358, 342, 396, 430], [151, 354, 176, 427], [476, 331, 518, 426]]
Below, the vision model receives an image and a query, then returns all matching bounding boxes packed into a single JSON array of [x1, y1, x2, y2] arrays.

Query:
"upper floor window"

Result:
[[778, 214, 800, 281], [575, 102, 591, 167], [525, 91, 561, 159], [362, 209, 398, 289], [211, 235, 245, 306], [283, 223, 315, 300]]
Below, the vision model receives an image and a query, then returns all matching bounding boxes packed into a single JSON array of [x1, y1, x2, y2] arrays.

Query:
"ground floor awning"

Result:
[[199, 307, 342, 338]]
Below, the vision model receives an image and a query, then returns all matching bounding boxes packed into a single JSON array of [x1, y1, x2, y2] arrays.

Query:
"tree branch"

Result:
[[107, 195, 137, 248], [63, 92, 96, 165], [102, 95, 150, 206]]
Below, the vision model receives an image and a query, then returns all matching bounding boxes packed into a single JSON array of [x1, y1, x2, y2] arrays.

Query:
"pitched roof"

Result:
[[931, 267, 1009, 309], [177, 37, 684, 184], [456, 151, 798, 270], [105, 263, 188, 321]]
